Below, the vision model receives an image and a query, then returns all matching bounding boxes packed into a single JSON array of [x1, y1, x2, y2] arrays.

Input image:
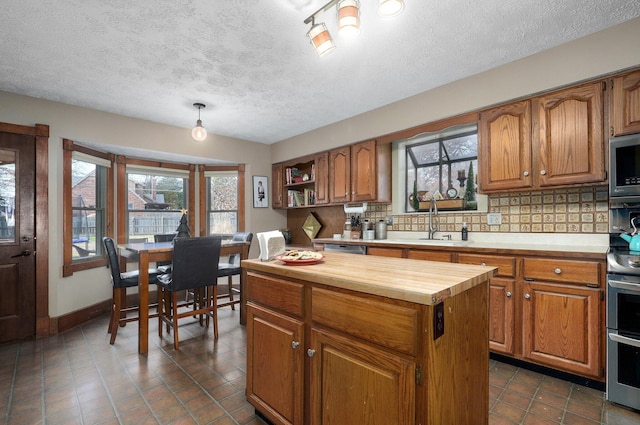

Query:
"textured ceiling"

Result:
[[1, 1, 640, 144]]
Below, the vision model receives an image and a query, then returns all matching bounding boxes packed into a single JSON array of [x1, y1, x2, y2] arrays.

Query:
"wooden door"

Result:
[[328, 147, 350, 203], [534, 82, 605, 187], [0, 131, 36, 342], [314, 152, 329, 205], [612, 70, 640, 136], [246, 303, 304, 425], [350, 140, 376, 202], [309, 328, 415, 425], [272, 163, 284, 209], [488, 278, 515, 355], [478, 100, 532, 192], [522, 282, 602, 378]]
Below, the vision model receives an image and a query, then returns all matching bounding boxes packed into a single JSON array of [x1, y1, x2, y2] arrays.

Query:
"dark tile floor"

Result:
[[2, 308, 640, 425]]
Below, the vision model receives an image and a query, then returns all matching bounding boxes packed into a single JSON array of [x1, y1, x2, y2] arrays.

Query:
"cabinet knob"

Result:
[[291, 341, 300, 349], [506, 291, 512, 297], [523, 171, 529, 177], [481, 262, 487, 266], [554, 268, 562, 274], [524, 293, 531, 300], [540, 170, 547, 175], [307, 349, 316, 357]]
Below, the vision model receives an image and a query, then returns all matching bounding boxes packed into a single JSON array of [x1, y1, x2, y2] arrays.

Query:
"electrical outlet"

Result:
[[385, 215, 394, 225], [433, 302, 444, 340], [487, 213, 502, 226]]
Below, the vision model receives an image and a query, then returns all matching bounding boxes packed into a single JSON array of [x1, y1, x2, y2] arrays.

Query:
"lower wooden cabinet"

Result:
[[488, 278, 516, 355], [309, 329, 415, 425], [522, 281, 602, 378], [246, 303, 304, 425]]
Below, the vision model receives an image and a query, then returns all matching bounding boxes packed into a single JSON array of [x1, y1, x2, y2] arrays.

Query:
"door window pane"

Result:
[[0, 149, 16, 242]]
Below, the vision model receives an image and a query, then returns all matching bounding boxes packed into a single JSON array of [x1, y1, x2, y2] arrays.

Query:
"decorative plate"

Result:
[[275, 254, 325, 265], [302, 212, 322, 240]]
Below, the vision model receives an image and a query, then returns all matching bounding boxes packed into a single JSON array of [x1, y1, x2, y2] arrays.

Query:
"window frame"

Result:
[[116, 157, 195, 244], [62, 139, 113, 276], [199, 165, 245, 236]]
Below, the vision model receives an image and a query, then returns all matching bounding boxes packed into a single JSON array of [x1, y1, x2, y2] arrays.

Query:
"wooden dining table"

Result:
[[117, 239, 251, 354]]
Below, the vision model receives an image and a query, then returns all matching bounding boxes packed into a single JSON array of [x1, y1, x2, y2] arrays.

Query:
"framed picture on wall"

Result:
[[253, 175, 268, 208]]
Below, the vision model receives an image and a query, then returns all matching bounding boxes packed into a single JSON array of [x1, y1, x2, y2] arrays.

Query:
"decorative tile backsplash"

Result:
[[356, 186, 609, 234]]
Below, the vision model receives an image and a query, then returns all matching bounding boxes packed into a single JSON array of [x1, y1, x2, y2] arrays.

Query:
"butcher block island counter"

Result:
[[242, 251, 497, 425]]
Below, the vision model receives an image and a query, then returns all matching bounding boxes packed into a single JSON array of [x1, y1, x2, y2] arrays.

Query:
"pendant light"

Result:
[[306, 19, 336, 57], [337, 0, 360, 38], [378, 0, 404, 17], [191, 103, 207, 142]]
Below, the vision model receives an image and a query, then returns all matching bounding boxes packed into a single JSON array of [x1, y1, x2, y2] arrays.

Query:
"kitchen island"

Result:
[[242, 252, 496, 425]]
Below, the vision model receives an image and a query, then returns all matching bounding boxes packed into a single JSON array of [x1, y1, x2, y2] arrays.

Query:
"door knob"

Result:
[[291, 341, 300, 349], [506, 291, 512, 297], [11, 250, 31, 258], [524, 293, 531, 299], [307, 349, 316, 357]]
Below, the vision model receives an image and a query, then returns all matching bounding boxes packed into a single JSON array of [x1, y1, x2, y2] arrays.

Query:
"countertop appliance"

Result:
[[323, 243, 367, 255], [609, 133, 640, 201], [606, 201, 640, 409]]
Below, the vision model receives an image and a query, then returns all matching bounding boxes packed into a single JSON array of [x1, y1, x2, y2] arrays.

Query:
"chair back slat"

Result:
[[227, 232, 253, 265], [170, 236, 222, 291], [102, 237, 122, 287]]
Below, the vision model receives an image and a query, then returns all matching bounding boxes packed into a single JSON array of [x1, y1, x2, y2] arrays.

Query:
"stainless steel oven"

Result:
[[607, 201, 640, 410]]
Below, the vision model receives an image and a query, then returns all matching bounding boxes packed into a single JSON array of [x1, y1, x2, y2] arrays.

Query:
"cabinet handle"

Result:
[[524, 293, 531, 300], [540, 170, 547, 175], [523, 171, 529, 177], [554, 268, 562, 274], [480, 262, 486, 266], [506, 291, 512, 297], [307, 349, 316, 357], [291, 341, 299, 349]]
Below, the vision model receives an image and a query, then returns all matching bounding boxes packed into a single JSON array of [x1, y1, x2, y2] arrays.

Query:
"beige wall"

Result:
[[1, 17, 639, 319], [272, 17, 640, 162], [0, 92, 286, 317]]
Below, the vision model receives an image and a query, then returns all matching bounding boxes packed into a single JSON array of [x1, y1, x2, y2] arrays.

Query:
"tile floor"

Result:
[[2, 309, 640, 425]]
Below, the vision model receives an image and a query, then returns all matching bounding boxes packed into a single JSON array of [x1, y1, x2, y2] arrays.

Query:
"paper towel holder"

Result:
[[343, 202, 367, 214]]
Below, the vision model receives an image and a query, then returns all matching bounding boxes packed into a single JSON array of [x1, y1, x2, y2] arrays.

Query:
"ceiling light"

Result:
[[337, 0, 361, 38], [304, 0, 404, 56], [307, 21, 336, 57], [191, 103, 207, 142], [378, 0, 404, 17]]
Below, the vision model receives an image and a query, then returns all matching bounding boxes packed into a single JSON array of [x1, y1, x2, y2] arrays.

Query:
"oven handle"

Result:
[[609, 332, 640, 349], [608, 278, 640, 292]]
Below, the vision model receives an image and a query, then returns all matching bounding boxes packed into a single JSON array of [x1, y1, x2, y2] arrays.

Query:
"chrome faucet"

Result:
[[427, 191, 439, 239]]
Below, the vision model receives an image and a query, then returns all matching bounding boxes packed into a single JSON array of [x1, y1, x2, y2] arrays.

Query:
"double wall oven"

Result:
[[607, 133, 640, 410]]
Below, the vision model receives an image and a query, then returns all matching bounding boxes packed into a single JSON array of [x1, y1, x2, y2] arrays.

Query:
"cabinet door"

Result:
[[522, 282, 602, 378], [488, 278, 515, 355], [309, 329, 415, 425], [314, 152, 329, 205], [478, 100, 532, 192], [351, 140, 377, 202], [612, 70, 640, 136], [247, 303, 304, 425], [272, 163, 284, 209], [535, 83, 605, 187], [329, 146, 351, 203]]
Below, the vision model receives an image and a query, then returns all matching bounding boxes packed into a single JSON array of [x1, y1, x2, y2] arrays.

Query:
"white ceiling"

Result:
[[1, 1, 639, 145]]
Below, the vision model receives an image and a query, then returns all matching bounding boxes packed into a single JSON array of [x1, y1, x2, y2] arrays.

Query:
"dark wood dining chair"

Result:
[[217, 232, 253, 310], [157, 236, 222, 349], [102, 237, 161, 344], [154, 233, 175, 273]]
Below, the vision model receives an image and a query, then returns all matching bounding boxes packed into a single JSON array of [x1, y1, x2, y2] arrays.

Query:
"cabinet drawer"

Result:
[[407, 250, 452, 262], [247, 272, 305, 318], [522, 258, 601, 286], [311, 287, 418, 356], [458, 253, 516, 277]]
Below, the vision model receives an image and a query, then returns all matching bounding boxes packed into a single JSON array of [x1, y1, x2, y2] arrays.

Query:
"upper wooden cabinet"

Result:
[[612, 70, 640, 136], [534, 82, 605, 187], [329, 140, 391, 204], [314, 152, 329, 205], [479, 100, 532, 191], [479, 82, 606, 193]]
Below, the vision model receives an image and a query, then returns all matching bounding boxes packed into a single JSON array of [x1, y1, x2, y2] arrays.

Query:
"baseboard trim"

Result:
[[55, 299, 112, 333]]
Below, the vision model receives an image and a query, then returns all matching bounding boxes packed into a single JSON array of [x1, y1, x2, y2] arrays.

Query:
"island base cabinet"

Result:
[[522, 282, 602, 378], [246, 303, 305, 425], [309, 328, 415, 425]]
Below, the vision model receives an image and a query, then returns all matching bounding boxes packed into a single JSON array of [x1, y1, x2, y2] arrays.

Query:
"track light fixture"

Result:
[[191, 103, 207, 142], [304, 0, 404, 56]]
